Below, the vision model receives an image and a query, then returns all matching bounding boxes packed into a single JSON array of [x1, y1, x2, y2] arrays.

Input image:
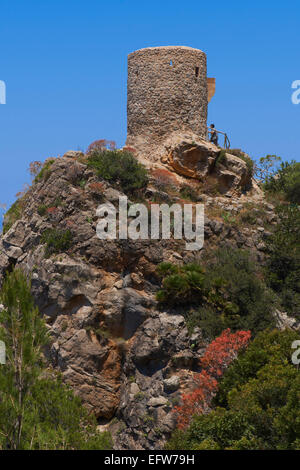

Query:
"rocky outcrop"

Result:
[[115, 313, 205, 450], [0, 152, 279, 449], [132, 131, 260, 197], [164, 137, 252, 194], [166, 139, 218, 179], [274, 310, 300, 331]]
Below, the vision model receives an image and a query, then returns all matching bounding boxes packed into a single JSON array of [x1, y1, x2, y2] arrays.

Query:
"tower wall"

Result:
[[126, 46, 208, 148]]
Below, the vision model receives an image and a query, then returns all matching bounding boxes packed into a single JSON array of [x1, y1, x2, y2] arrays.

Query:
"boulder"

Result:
[[165, 137, 252, 194], [148, 396, 168, 407], [163, 376, 180, 393], [274, 310, 300, 331], [167, 140, 218, 179], [62, 150, 84, 159]]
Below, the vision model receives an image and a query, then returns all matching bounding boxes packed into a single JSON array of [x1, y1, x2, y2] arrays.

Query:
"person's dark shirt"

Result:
[[210, 129, 218, 145]]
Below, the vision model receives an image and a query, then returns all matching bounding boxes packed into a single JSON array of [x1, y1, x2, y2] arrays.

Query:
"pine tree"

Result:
[[0, 269, 112, 450], [0, 269, 49, 449]]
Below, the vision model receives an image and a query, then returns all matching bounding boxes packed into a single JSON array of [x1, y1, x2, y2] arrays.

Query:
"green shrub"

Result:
[[215, 328, 300, 407], [2, 200, 23, 234], [192, 248, 276, 339], [37, 204, 47, 216], [87, 149, 148, 194], [156, 262, 179, 277], [264, 161, 300, 204], [285, 168, 300, 203], [41, 228, 72, 258], [215, 149, 227, 167], [265, 204, 300, 317], [239, 211, 256, 225], [221, 211, 237, 226], [27, 377, 113, 450], [157, 248, 277, 339], [179, 185, 198, 202], [34, 159, 55, 183], [156, 263, 205, 305], [214, 149, 254, 179], [37, 198, 62, 217], [0, 269, 113, 450], [166, 329, 300, 450]]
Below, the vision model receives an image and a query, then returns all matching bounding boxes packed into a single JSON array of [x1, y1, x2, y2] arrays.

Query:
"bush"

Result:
[[265, 204, 300, 317], [87, 149, 148, 194], [86, 139, 116, 153], [264, 161, 300, 203], [285, 167, 300, 203], [174, 329, 251, 429], [179, 185, 198, 202], [26, 377, 113, 450], [156, 263, 205, 305], [167, 329, 300, 450], [151, 168, 177, 192], [0, 269, 113, 450], [37, 198, 63, 218], [215, 328, 300, 407], [157, 248, 276, 339], [214, 149, 227, 167], [41, 228, 72, 258], [2, 199, 23, 234], [28, 161, 43, 179], [34, 159, 55, 183], [195, 248, 276, 339], [37, 204, 47, 216]]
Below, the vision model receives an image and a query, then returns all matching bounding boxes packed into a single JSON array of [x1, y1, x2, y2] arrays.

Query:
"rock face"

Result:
[[130, 131, 260, 198], [116, 312, 206, 450], [274, 310, 300, 331], [165, 137, 252, 194], [0, 153, 277, 449]]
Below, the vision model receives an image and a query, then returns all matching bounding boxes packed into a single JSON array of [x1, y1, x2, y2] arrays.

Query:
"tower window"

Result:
[[195, 67, 199, 77], [169, 60, 173, 66]]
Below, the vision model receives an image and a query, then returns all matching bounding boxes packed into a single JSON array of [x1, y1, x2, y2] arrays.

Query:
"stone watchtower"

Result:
[[126, 46, 215, 158]]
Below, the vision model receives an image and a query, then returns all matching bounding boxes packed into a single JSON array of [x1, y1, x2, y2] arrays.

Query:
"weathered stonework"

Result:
[[126, 46, 208, 161]]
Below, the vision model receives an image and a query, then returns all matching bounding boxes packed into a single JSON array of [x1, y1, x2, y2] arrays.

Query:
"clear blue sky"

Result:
[[0, 0, 299, 216]]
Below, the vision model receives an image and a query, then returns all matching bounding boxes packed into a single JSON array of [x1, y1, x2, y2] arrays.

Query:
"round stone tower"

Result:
[[126, 46, 208, 154]]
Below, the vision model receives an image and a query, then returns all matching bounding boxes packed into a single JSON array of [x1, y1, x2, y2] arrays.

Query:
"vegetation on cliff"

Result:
[[264, 160, 300, 204], [0, 144, 299, 451], [87, 148, 148, 194], [0, 270, 112, 450], [167, 329, 300, 450], [265, 204, 300, 318], [156, 247, 276, 340]]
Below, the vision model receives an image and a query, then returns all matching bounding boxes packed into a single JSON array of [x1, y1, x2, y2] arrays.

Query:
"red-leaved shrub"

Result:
[[89, 182, 104, 193], [46, 207, 58, 214], [122, 146, 136, 154], [28, 161, 43, 178], [174, 329, 251, 429], [86, 139, 116, 154], [151, 168, 177, 190]]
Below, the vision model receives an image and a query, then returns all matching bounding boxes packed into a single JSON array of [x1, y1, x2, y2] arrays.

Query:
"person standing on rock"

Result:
[[209, 124, 218, 146]]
